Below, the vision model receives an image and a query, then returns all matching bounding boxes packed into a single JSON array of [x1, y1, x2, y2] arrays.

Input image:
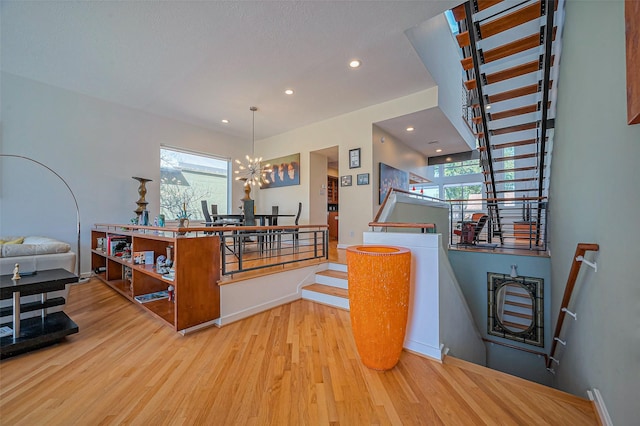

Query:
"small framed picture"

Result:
[[341, 175, 352, 186], [349, 148, 361, 169], [357, 173, 370, 185]]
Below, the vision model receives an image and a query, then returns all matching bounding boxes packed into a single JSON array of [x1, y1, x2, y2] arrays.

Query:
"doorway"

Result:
[[310, 147, 339, 241]]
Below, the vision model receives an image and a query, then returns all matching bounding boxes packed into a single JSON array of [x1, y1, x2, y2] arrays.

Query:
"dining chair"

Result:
[[281, 202, 302, 251], [266, 205, 279, 250], [201, 200, 214, 235], [240, 199, 264, 253]]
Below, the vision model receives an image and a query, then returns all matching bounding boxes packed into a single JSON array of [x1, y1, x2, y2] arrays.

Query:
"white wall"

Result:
[[406, 13, 476, 150], [549, 2, 640, 424], [254, 88, 439, 247], [372, 124, 429, 216], [0, 73, 250, 276]]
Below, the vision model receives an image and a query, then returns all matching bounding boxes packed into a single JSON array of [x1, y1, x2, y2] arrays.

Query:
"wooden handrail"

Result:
[[546, 243, 600, 369], [369, 222, 436, 232]]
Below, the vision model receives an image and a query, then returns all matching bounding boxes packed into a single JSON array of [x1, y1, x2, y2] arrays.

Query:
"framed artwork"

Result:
[[260, 153, 300, 188], [487, 272, 544, 347], [378, 162, 408, 204], [349, 148, 361, 169], [357, 173, 369, 185], [341, 175, 352, 187]]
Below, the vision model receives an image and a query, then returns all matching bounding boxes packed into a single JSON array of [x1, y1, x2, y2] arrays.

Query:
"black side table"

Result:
[[1, 268, 79, 359]]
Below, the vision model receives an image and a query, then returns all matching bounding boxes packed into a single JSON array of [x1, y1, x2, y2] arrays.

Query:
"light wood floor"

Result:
[[0, 280, 597, 425]]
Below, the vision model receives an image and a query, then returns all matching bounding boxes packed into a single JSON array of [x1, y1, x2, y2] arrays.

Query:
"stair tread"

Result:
[[303, 283, 348, 299], [316, 269, 348, 280]]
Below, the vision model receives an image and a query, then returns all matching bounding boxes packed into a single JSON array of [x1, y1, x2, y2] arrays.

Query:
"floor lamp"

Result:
[[0, 154, 82, 278]]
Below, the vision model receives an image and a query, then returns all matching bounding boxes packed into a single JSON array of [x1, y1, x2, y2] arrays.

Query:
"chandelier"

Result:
[[234, 106, 271, 187]]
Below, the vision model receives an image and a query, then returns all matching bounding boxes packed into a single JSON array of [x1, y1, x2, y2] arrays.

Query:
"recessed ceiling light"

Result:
[[436, 148, 443, 153], [349, 59, 361, 68], [221, 119, 230, 124], [406, 127, 415, 132], [285, 89, 294, 95], [485, 105, 491, 110]]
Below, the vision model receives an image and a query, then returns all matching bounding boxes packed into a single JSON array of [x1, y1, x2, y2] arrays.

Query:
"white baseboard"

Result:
[[218, 292, 300, 326], [403, 339, 442, 361], [587, 388, 612, 426]]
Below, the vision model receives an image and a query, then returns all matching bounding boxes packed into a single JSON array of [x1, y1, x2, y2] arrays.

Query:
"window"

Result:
[[160, 147, 229, 221], [444, 182, 483, 222], [411, 185, 441, 199], [443, 159, 482, 176]]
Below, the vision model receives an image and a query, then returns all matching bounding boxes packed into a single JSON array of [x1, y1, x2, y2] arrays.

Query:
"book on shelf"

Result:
[[0, 326, 13, 338], [134, 290, 169, 304]]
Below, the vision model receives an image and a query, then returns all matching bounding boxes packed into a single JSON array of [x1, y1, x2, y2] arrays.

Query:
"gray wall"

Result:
[[549, 1, 640, 424], [448, 250, 552, 386]]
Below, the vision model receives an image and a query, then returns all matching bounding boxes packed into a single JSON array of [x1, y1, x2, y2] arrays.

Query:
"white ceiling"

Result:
[[1, 0, 466, 156]]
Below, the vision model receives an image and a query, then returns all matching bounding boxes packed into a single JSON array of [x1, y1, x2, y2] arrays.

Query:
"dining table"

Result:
[[202, 213, 297, 259], [204, 213, 295, 227]]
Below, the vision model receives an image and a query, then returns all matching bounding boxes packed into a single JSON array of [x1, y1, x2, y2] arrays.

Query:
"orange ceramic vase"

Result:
[[346, 245, 411, 370]]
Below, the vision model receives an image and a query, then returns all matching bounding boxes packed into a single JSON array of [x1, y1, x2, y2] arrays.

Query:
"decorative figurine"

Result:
[[12, 263, 21, 280], [168, 285, 175, 302]]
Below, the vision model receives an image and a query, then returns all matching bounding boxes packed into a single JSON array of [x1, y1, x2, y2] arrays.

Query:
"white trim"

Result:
[[218, 292, 300, 326], [179, 318, 220, 334], [587, 388, 612, 426]]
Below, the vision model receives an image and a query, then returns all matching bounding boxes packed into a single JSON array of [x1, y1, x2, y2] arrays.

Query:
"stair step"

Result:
[[493, 138, 539, 150], [302, 284, 349, 310], [456, 30, 470, 48], [493, 188, 538, 194], [488, 83, 540, 103], [491, 122, 537, 136], [485, 165, 537, 174], [479, 1, 542, 40], [461, 56, 474, 71], [483, 27, 557, 64], [327, 262, 347, 273], [489, 104, 538, 121], [485, 59, 539, 85], [493, 152, 539, 162], [315, 269, 348, 289], [488, 177, 537, 185]]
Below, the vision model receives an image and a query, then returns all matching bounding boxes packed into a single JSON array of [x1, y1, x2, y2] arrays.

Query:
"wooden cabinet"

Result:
[[327, 176, 339, 204], [91, 224, 220, 332]]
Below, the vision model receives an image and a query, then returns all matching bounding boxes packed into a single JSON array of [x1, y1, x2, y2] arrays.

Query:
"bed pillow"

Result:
[[0, 237, 25, 245]]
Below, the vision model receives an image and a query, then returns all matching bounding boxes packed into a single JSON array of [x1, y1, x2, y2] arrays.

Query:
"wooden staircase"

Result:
[[301, 263, 349, 310], [450, 0, 564, 244]]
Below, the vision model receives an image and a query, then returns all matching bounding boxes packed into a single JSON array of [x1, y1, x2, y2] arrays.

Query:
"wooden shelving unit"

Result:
[[327, 176, 339, 204], [91, 224, 221, 332]]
